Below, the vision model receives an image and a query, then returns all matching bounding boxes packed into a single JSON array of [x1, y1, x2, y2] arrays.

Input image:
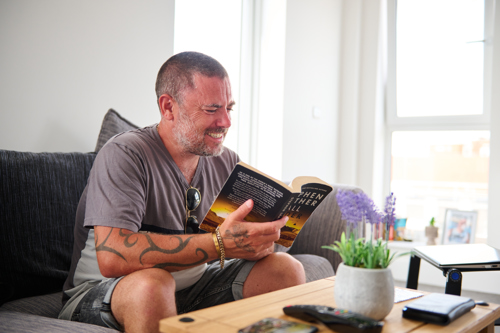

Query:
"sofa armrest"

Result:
[[286, 184, 365, 273]]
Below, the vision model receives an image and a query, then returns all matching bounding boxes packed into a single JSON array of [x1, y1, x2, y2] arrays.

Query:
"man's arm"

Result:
[[95, 226, 216, 277], [95, 199, 287, 277]]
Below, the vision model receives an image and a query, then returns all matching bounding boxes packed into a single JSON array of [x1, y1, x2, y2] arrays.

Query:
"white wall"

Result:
[[0, 0, 174, 153], [281, 0, 342, 184]]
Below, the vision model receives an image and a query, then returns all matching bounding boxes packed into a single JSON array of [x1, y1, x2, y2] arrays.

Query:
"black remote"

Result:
[[283, 304, 384, 333]]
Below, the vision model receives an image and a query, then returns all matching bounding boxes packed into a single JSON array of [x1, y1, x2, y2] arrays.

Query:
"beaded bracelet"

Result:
[[215, 226, 225, 269]]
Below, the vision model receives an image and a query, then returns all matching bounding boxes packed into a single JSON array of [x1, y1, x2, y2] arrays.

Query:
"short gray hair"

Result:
[[155, 52, 228, 106]]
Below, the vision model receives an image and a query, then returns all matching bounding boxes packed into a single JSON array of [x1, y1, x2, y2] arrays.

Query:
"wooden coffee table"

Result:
[[159, 276, 500, 332]]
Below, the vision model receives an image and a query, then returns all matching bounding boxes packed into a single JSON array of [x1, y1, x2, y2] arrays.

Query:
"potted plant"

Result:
[[322, 191, 407, 320], [425, 217, 438, 245]]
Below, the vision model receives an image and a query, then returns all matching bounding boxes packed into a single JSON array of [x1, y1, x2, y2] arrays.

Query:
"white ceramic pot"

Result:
[[334, 263, 394, 320]]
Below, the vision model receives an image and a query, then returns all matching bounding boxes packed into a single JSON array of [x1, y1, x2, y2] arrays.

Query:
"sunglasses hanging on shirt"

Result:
[[185, 186, 201, 234]]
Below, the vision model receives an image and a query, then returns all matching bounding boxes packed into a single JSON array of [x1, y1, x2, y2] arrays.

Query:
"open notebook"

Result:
[[412, 243, 500, 270]]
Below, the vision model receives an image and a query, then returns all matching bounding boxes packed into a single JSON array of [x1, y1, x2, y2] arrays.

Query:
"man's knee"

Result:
[[244, 252, 306, 298], [267, 252, 306, 284], [132, 268, 176, 295], [112, 269, 177, 323]]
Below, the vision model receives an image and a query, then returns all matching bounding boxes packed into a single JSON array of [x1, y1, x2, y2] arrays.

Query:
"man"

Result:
[[59, 52, 306, 333]]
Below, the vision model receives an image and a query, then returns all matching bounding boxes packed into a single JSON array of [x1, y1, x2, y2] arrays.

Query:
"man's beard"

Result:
[[173, 109, 227, 157]]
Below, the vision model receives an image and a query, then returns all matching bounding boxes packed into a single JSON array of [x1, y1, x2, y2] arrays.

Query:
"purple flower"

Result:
[[336, 190, 392, 227], [383, 192, 396, 226], [365, 200, 383, 225], [336, 190, 363, 228]]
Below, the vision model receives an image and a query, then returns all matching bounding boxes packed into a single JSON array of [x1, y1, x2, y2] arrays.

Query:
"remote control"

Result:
[[283, 304, 383, 333]]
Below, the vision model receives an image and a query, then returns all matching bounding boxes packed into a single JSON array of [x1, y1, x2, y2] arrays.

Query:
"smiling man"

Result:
[[59, 52, 306, 333]]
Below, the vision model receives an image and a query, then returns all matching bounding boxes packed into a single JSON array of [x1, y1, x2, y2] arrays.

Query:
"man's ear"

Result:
[[158, 94, 176, 120]]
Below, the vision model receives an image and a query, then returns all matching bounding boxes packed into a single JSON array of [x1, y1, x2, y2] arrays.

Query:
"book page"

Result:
[[289, 176, 331, 192]]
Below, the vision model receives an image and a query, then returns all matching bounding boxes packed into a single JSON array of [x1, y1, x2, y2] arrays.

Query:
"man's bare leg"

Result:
[[111, 268, 177, 333], [243, 252, 306, 298]]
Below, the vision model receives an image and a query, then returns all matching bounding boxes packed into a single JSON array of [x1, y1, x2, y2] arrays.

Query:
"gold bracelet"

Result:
[[215, 226, 225, 269], [212, 232, 221, 259]]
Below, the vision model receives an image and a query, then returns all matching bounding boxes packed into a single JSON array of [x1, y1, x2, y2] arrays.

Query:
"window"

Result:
[[396, 0, 485, 118], [391, 130, 489, 240], [386, 0, 492, 243]]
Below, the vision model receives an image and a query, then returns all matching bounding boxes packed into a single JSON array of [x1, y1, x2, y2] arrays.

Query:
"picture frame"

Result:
[[442, 209, 477, 245]]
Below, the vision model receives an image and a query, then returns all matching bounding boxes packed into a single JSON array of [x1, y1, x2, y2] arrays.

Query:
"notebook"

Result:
[[412, 244, 500, 270]]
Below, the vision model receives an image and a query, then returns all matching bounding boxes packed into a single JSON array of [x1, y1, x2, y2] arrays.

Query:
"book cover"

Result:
[[200, 162, 333, 247]]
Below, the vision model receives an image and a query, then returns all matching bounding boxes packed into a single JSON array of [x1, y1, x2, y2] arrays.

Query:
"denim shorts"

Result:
[[68, 259, 256, 331]]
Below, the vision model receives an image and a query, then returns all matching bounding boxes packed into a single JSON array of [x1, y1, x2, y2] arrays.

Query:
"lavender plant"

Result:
[[321, 190, 407, 269], [335, 190, 384, 239], [383, 192, 396, 242]]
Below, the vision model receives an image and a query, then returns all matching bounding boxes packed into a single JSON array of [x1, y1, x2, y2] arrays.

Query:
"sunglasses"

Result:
[[185, 186, 201, 234]]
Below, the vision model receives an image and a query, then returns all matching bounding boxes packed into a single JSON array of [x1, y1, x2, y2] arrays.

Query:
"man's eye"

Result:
[[205, 109, 217, 113]]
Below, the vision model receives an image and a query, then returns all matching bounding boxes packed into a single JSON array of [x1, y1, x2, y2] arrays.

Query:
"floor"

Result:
[[394, 281, 500, 332]]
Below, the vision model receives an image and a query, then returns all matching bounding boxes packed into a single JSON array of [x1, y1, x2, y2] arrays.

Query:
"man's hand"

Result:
[[218, 199, 288, 261]]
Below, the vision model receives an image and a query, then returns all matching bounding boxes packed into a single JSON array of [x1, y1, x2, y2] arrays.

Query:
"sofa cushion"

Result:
[[0, 150, 96, 304], [287, 185, 364, 272], [0, 311, 118, 333], [0, 292, 63, 318], [95, 109, 139, 152], [292, 254, 335, 282]]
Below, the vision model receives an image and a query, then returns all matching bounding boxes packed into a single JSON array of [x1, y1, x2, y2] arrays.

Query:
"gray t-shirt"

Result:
[[62, 124, 239, 302]]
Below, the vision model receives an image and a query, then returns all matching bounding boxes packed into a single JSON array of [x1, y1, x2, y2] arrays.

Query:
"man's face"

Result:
[[172, 74, 234, 157]]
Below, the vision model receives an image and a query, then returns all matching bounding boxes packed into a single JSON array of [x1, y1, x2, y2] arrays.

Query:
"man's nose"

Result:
[[216, 109, 231, 128]]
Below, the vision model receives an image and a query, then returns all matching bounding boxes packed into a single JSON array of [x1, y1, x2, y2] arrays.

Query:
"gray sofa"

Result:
[[0, 109, 361, 332]]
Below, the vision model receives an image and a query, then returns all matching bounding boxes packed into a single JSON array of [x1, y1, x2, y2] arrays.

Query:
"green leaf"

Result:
[[322, 231, 410, 269]]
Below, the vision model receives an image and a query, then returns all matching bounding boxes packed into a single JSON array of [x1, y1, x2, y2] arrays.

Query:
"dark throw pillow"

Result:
[[95, 109, 139, 152]]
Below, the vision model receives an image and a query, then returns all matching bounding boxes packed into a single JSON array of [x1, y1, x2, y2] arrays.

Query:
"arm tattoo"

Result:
[[119, 229, 138, 247], [141, 235, 208, 268], [95, 228, 209, 268], [95, 228, 127, 262], [224, 225, 255, 253], [153, 248, 209, 269]]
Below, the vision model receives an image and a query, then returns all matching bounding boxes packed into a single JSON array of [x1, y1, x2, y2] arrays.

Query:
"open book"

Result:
[[200, 162, 333, 247]]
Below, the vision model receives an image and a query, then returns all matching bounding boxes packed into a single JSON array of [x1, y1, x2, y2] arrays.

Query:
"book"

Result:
[[200, 161, 333, 247]]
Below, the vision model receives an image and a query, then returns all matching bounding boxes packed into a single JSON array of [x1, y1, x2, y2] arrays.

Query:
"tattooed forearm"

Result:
[[119, 229, 138, 248], [141, 235, 209, 268], [95, 228, 127, 262], [139, 235, 192, 264], [224, 225, 255, 253], [96, 228, 209, 268], [153, 248, 209, 269]]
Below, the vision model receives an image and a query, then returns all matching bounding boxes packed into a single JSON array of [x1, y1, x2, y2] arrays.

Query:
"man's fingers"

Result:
[[249, 216, 288, 236], [229, 199, 254, 221]]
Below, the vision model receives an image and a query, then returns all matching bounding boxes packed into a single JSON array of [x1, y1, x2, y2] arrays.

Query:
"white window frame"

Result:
[[384, 0, 494, 239], [386, 0, 493, 128]]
